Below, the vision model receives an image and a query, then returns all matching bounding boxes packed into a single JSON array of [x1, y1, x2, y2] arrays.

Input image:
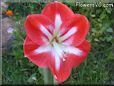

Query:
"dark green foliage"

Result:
[[2, 2, 114, 85], [7, 2, 46, 16]]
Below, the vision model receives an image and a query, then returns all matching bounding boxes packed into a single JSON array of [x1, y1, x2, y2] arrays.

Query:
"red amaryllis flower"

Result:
[[23, 2, 90, 83]]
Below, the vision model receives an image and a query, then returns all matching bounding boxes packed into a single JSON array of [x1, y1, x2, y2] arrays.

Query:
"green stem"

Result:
[[53, 77, 57, 85], [43, 68, 53, 85]]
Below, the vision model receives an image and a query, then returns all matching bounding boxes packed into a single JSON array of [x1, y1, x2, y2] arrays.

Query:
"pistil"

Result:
[[49, 30, 61, 46]]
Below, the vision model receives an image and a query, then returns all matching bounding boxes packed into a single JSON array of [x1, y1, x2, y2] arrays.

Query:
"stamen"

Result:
[[49, 30, 61, 45]]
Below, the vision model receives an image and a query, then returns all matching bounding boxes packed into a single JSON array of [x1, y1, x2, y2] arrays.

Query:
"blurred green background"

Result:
[[2, 1, 114, 85]]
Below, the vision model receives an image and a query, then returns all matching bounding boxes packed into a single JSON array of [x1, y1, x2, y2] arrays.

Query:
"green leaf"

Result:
[[108, 51, 114, 60]]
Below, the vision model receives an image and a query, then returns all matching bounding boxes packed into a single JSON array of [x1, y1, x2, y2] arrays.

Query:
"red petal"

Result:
[[61, 15, 90, 46], [24, 14, 54, 45], [48, 40, 90, 83], [48, 57, 72, 83], [23, 36, 50, 67], [67, 40, 91, 68], [41, 2, 74, 24]]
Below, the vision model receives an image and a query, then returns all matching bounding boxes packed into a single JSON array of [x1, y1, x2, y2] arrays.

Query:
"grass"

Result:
[[2, 2, 114, 85]]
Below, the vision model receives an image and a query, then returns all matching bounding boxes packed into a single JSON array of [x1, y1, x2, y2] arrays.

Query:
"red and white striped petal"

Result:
[[66, 40, 91, 68], [24, 14, 54, 45], [60, 15, 90, 46], [41, 1, 74, 29], [48, 40, 90, 82], [49, 56, 72, 83], [23, 36, 51, 67]]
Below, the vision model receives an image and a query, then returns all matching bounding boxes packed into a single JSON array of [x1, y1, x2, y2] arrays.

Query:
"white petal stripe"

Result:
[[52, 42, 61, 71], [34, 45, 51, 54], [62, 45, 82, 56], [55, 14, 62, 29], [52, 50, 61, 71], [60, 27, 77, 41], [40, 25, 52, 39]]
